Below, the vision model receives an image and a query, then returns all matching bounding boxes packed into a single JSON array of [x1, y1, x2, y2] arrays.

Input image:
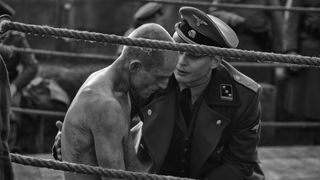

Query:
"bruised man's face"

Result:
[[130, 62, 175, 99]]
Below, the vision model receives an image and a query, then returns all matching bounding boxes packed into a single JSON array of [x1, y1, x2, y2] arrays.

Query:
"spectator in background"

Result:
[[282, 0, 320, 144], [0, 56, 14, 180], [209, 0, 283, 84], [0, 1, 39, 152], [116, 2, 164, 55]]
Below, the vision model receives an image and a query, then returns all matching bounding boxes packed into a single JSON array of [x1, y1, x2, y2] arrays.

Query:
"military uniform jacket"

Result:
[[136, 61, 264, 180]]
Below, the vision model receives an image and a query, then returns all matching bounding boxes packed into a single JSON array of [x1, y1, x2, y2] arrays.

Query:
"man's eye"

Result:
[[187, 52, 202, 58]]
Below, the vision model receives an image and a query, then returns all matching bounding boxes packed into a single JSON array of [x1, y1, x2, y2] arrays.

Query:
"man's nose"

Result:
[[158, 78, 169, 90], [178, 53, 188, 66]]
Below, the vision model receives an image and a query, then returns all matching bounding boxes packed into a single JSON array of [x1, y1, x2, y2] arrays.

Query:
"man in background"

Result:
[[282, 0, 320, 144], [209, 0, 283, 84], [116, 2, 164, 55], [0, 1, 39, 152], [0, 56, 13, 180]]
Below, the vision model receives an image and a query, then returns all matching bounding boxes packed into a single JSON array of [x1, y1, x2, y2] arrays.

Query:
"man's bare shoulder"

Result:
[[74, 88, 126, 127]]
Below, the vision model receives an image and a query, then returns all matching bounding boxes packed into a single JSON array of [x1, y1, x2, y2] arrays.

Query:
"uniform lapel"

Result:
[[190, 103, 231, 176], [141, 82, 177, 171], [190, 64, 240, 176]]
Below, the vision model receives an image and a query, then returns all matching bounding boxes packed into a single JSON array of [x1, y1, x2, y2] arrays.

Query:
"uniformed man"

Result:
[[116, 2, 164, 55], [53, 6, 264, 180], [0, 1, 39, 152], [209, 0, 283, 84], [132, 6, 264, 179], [282, 0, 320, 144]]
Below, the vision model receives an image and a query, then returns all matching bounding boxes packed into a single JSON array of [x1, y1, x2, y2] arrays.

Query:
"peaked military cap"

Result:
[[0, 1, 15, 16], [174, 6, 238, 48], [134, 2, 163, 21]]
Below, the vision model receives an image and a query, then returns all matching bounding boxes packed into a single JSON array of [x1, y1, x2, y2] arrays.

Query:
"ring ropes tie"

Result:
[[10, 106, 320, 127], [1, 20, 320, 67], [137, 0, 320, 13], [0, 45, 117, 62], [11, 107, 65, 117]]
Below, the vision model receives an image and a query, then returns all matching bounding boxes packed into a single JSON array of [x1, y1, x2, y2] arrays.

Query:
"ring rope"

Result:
[[0, 45, 310, 68], [229, 62, 308, 68], [11, 107, 65, 117], [1, 20, 320, 67], [10, 106, 320, 128], [10, 153, 194, 180], [0, 44, 116, 62], [262, 121, 320, 128], [138, 0, 320, 13]]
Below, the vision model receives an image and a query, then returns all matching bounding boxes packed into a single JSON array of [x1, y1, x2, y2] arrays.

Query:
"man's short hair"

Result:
[[123, 23, 177, 71]]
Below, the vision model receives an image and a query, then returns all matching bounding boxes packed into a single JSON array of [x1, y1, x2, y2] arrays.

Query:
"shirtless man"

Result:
[[61, 23, 178, 180]]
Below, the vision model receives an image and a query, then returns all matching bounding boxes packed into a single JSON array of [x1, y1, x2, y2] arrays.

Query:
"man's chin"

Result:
[[175, 75, 188, 84], [138, 92, 152, 99]]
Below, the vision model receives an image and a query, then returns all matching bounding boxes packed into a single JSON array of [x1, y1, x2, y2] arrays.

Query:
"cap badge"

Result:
[[193, 14, 208, 26], [188, 29, 196, 39]]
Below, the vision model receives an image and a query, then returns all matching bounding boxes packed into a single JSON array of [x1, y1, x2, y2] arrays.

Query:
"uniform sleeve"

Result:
[[204, 88, 263, 180], [283, 0, 302, 53], [12, 35, 39, 91]]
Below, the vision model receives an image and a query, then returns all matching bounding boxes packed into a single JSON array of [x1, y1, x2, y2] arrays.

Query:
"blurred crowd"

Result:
[[0, 0, 320, 154]]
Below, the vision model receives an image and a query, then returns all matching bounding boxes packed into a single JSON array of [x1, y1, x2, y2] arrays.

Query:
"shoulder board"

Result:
[[222, 61, 260, 93]]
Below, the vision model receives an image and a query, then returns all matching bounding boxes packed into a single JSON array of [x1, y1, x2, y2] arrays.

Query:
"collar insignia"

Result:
[[193, 14, 208, 26], [220, 84, 233, 101]]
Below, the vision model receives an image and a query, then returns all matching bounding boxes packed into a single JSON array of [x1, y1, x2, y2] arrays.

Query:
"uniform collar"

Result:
[[204, 64, 240, 107]]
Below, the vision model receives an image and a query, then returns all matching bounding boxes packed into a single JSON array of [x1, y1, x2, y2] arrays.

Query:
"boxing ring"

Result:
[[1, 4, 320, 179]]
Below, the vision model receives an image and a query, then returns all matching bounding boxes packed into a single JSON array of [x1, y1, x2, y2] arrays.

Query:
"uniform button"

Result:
[[183, 148, 188, 152], [234, 75, 240, 81], [147, 109, 152, 116], [139, 143, 144, 149], [217, 149, 222, 154], [181, 159, 186, 163], [216, 119, 222, 125]]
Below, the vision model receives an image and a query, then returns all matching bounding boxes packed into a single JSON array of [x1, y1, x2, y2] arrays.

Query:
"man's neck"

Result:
[[179, 70, 212, 104], [110, 59, 131, 93]]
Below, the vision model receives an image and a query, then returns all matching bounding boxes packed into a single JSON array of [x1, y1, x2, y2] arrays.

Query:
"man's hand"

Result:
[[52, 121, 63, 161], [210, 10, 245, 27]]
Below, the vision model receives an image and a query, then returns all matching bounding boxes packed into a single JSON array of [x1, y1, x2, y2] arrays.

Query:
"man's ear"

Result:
[[129, 60, 142, 73], [211, 56, 222, 69]]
